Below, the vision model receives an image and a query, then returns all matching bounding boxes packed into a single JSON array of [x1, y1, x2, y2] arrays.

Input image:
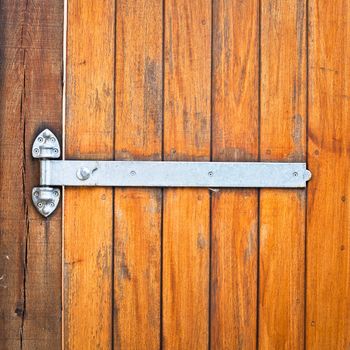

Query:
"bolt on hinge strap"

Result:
[[32, 129, 312, 217]]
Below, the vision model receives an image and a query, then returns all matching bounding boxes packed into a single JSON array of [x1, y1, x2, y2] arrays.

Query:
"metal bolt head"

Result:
[[76, 167, 91, 181]]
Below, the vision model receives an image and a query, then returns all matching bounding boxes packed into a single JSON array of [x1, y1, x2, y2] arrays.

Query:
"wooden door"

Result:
[[0, 0, 349, 349]]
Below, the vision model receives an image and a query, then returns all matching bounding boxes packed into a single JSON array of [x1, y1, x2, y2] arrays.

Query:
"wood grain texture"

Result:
[[114, 0, 162, 348], [0, 1, 63, 348], [163, 189, 210, 349], [211, 0, 259, 348], [259, 0, 307, 348], [307, 1, 350, 348], [65, 0, 115, 348], [163, 0, 211, 347]]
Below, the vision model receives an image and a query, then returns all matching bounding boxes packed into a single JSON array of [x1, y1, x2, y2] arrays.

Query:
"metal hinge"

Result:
[[32, 129, 312, 217]]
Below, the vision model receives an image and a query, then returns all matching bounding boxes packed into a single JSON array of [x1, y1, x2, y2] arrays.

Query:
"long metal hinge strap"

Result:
[[39, 160, 311, 188], [31, 129, 312, 217]]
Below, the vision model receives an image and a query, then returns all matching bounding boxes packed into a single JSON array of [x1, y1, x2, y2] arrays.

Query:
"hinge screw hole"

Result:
[[293, 172, 298, 177], [130, 171, 136, 176], [208, 171, 214, 177]]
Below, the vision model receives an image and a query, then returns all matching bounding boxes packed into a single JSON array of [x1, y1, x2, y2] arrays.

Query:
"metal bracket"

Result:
[[32, 187, 61, 217], [32, 129, 61, 217], [32, 128, 60, 159], [32, 129, 312, 217]]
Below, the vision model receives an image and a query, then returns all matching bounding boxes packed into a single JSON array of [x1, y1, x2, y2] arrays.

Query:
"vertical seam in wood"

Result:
[[62, 1, 67, 347], [304, 1, 309, 348], [208, 1, 214, 349], [160, 1, 165, 348], [160, 189, 164, 350], [112, 1, 117, 348], [256, 0, 262, 348]]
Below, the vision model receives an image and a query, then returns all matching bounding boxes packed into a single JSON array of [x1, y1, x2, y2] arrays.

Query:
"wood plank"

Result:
[[259, 0, 307, 348], [114, 0, 162, 348], [0, 1, 63, 348], [64, 1, 115, 348], [163, 0, 211, 347], [307, 1, 350, 348], [211, 0, 259, 348]]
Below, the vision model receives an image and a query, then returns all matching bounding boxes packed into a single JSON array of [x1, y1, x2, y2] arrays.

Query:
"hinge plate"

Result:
[[32, 187, 60, 217], [32, 129, 60, 159]]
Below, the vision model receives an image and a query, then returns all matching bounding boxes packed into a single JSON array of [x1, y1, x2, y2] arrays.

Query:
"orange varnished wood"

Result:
[[307, 1, 350, 348], [211, 0, 259, 348], [163, 189, 210, 348], [0, 1, 63, 348], [114, 189, 161, 349], [163, 0, 211, 347], [65, 0, 115, 348], [114, 0, 162, 348], [259, 0, 307, 348]]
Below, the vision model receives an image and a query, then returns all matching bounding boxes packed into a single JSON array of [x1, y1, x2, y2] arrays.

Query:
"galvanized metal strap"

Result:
[[31, 129, 312, 217]]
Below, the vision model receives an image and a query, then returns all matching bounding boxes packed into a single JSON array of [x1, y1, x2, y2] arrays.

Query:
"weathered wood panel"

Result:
[[0, 1, 63, 348], [211, 0, 259, 348], [65, 1, 115, 348], [307, 1, 350, 348], [259, 0, 307, 348], [114, 0, 162, 348], [163, 0, 211, 348]]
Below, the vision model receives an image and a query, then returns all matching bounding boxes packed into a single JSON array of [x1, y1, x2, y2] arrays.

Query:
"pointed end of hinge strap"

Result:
[[32, 187, 60, 217], [304, 169, 312, 182], [32, 128, 60, 159]]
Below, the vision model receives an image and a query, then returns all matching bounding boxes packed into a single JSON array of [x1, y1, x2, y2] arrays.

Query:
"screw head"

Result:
[[38, 137, 44, 143], [208, 171, 214, 177], [37, 202, 43, 208], [34, 148, 40, 155], [76, 167, 91, 181], [130, 171, 136, 176], [50, 137, 56, 143], [293, 172, 298, 177]]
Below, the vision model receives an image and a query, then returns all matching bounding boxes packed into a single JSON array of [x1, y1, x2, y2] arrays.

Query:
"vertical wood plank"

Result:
[[307, 1, 350, 348], [114, 0, 162, 348], [65, 1, 115, 348], [0, 1, 63, 348], [211, 0, 259, 348], [259, 0, 307, 348], [163, 0, 211, 348]]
